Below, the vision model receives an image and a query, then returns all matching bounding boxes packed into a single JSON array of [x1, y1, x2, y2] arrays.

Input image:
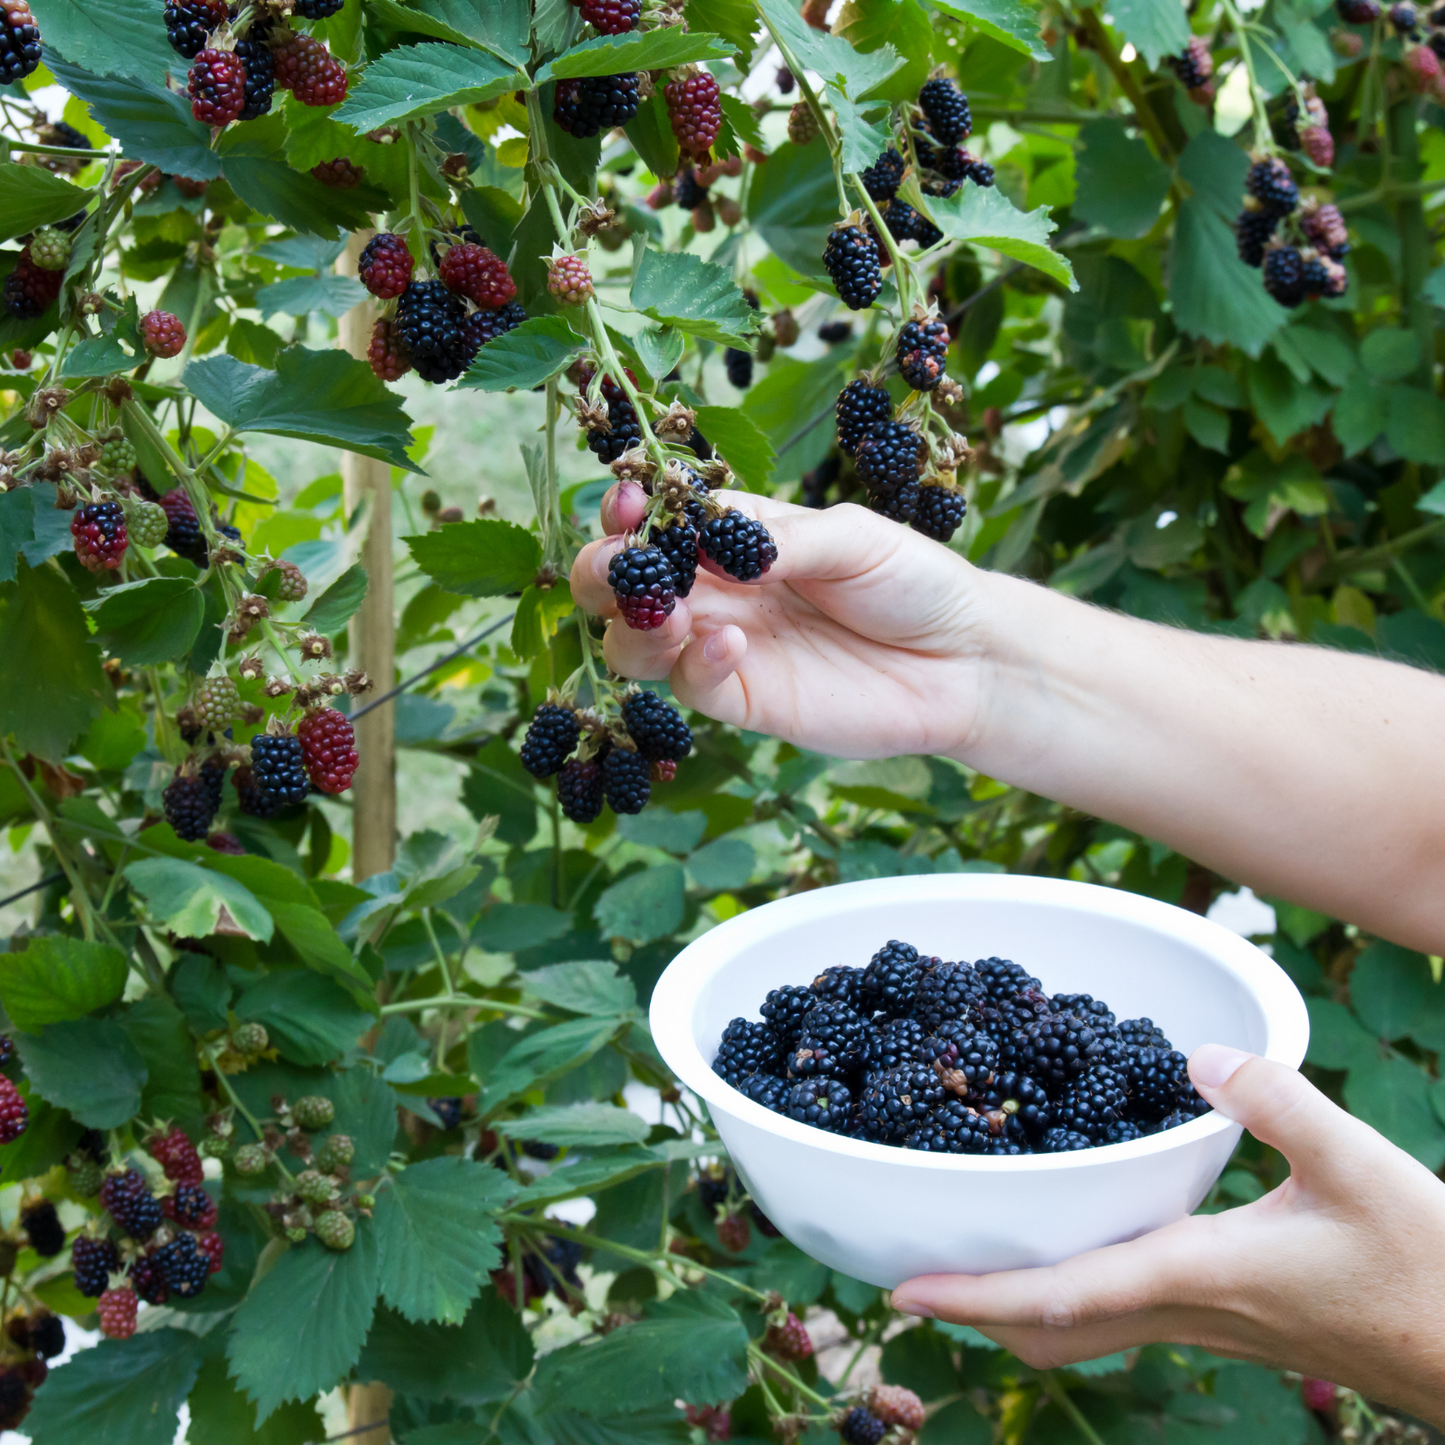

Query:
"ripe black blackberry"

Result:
[[164, 0, 226, 59], [860, 1064, 943, 1141], [860, 147, 906, 201], [1004, 1012, 1102, 1086], [674, 168, 709, 210], [249, 733, 310, 806], [1119, 1017, 1170, 1049], [975, 956, 1043, 1004], [20, 1199, 64, 1257], [818, 319, 853, 344], [654, 516, 699, 598], [862, 1016, 927, 1072], [810, 964, 868, 1012], [699, 511, 778, 581], [1105, 1118, 1144, 1143], [881, 198, 926, 244], [519, 702, 580, 778], [911, 484, 966, 543], [295, 0, 346, 14], [918, 77, 972, 145], [621, 690, 692, 761], [1336, 0, 1381, 17], [1041, 1127, 1093, 1152], [235, 34, 276, 121], [904, 1097, 992, 1153], [761, 984, 815, 1046], [977, 1071, 1051, 1136], [155, 1232, 209, 1298], [73, 1236, 121, 1297], [786, 1078, 852, 1131], [724, 347, 753, 389], [1167, 35, 1214, 89], [1120, 1045, 1189, 1121], [557, 759, 604, 824], [0, 0, 41, 83], [28, 1312, 65, 1359], [788, 1000, 868, 1077], [823, 225, 883, 310], [870, 482, 918, 525], [163, 769, 219, 842], [601, 747, 650, 813], [609, 545, 676, 631], [839, 1406, 889, 1445], [896, 316, 950, 391], [467, 302, 527, 350], [129, 1253, 169, 1306], [552, 72, 640, 136], [587, 394, 642, 463], [233, 764, 282, 819], [835, 380, 893, 455], [395, 280, 471, 384], [1392, 0, 1420, 19], [429, 1096, 463, 1130], [1263, 244, 1306, 307], [713, 1018, 782, 1085], [920, 1018, 998, 1092], [863, 939, 923, 1017], [913, 958, 986, 1031], [1052, 993, 1116, 1029], [1154, 1105, 1202, 1132], [855, 420, 923, 495], [742, 1071, 789, 1111], [100, 1168, 163, 1240], [1053, 1065, 1129, 1143], [1245, 156, 1299, 214]]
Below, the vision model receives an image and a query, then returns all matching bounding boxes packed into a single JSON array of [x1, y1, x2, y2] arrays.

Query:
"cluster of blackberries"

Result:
[[553, 72, 641, 137], [1236, 158, 1348, 307], [360, 231, 524, 384], [1166, 35, 1215, 96], [519, 691, 693, 822], [713, 942, 1210, 1152], [156, 488, 242, 569], [910, 78, 994, 196], [585, 372, 643, 463], [0, 0, 41, 87]]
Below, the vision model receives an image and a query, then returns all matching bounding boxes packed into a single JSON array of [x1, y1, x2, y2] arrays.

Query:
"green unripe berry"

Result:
[[231, 1021, 269, 1057], [286, 1225, 308, 1244], [195, 675, 241, 730], [126, 501, 169, 549], [199, 1133, 230, 1159], [29, 227, 71, 273], [234, 1144, 270, 1176], [293, 1095, 335, 1130], [295, 1169, 336, 1205], [263, 558, 308, 602], [316, 1210, 355, 1251], [68, 1158, 104, 1197], [96, 437, 137, 477], [314, 1134, 353, 1173]]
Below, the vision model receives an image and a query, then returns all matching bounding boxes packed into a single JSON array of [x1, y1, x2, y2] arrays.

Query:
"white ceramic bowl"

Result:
[[650, 874, 1308, 1289]]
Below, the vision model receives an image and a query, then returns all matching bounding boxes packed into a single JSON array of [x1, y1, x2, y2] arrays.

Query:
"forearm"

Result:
[[964, 570, 1445, 951]]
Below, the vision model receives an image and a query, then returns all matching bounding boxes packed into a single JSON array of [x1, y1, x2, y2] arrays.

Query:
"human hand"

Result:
[[570, 485, 994, 760], [890, 1048, 1445, 1427]]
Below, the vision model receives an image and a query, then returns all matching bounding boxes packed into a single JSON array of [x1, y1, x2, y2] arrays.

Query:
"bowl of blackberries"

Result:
[[651, 874, 1308, 1288]]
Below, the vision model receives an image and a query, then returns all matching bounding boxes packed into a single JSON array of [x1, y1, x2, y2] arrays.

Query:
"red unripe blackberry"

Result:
[[896, 316, 950, 391], [155, 1231, 210, 1298], [395, 280, 471, 384], [1300, 124, 1334, 167], [1301, 201, 1349, 258], [1262, 243, 1306, 307], [10, 350, 30, 369], [548, 253, 594, 305], [836, 379, 893, 454], [571, 0, 640, 33], [358, 233, 414, 300], [273, 33, 349, 106], [206, 831, 245, 855], [0, 0, 41, 85], [197, 1230, 225, 1273], [264, 556, 308, 601], [97, 1286, 137, 1341], [553, 73, 641, 135], [520, 703, 580, 778], [439, 242, 516, 308], [163, 769, 218, 841], [100, 1168, 163, 1240], [312, 155, 363, 187], [870, 1385, 925, 1430], [297, 707, 358, 794], [1301, 1378, 1337, 1411], [602, 747, 650, 813], [1406, 42, 1441, 86], [716, 1212, 750, 1252], [919, 76, 972, 144], [855, 419, 922, 494], [912, 484, 966, 542], [664, 69, 722, 161], [823, 225, 882, 310], [653, 758, 677, 783], [249, 733, 311, 805], [141, 310, 187, 358], [557, 759, 604, 823], [621, 690, 692, 761], [3, 247, 63, 318], [1166, 35, 1214, 89], [0, 1076, 26, 1145], [699, 511, 777, 581], [839, 1406, 888, 1445], [609, 544, 677, 630], [148, 1124, 204, 1185], [20, 1199, 64, 1257], [860, 147, 905, 201], [189, 48, 247, 126], [368, 317, 411, 381], [71, 501, 128, 573], [655, 516, 699, 597], [1336, 0, 1381, 17], [1245, 156, 1298, 214]]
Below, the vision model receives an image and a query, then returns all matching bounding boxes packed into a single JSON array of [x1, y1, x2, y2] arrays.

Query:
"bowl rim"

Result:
[[649, 873, 1310, 1172]]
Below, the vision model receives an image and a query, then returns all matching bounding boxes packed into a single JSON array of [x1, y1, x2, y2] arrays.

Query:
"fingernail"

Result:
[[702, 631, 729, 662], [890, 1298, 933, 1319], [1189, 1044, 1252, 1090]]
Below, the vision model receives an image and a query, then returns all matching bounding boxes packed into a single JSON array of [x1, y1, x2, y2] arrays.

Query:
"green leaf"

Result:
[[227, 1233, 381, 1423], [333, 43, 526, 132], [182, 349, 419, 472], [186, 1356, 325, 1445], [1182, 397, 1230, 452], [0, 488, 36, 588], [0, 936, 127, 1032], [79, 707, 147, 772], [234, 970, 374, 1065], [46, 59, 221, 183], [303, 563, 369, 635], [462, 737, 540, 846], [932, 0, 1050, 59], [406, 518, 541, 596], [23, 1328, 205, 1445], [374, 1158, 512, 1323], [1333, 381, 1387, 456], [917, 181, 1076, 290], [1349, 941, 1445, 1050], [828, 84, 892, 173], [85, 576, 206, 666], [624, 92, 681, 178], [126, 856, 274, 941], [835, 0, 933, 102], [365, 0, 530, 63], [615, 809, 708, 853], [30, 0, 179, 81], [538, 28, 733, 80], [691, 405, 777, 488], [754, 0, 905, 99], [1106, 0, 1190, 68], [533, 1290, 750, 1415], [1345, 1053, 1445, 1168], [1168, 196, 1286, 357], [510, 580, 575, 661], [256, 274, 369, 320], [1072, 119, 1170, 239], [0, 164, 93, 243], [631, 249, 762, 346], [472, 902, 574, 953], [1384, 384, 1445, 464], [747, 140, 843, 279], [520, 960, 637, 1016], [16, 1019, 148, 1128], [512, 1142, 705, 1208], [1360, 328, 1420, 381], [0, 560, 114, 762], [357, 1290, 533, 1404], [594, 862, 686, 943], [477, 1016, 622, 1110], [459, 315, 589, 392], [685, 837, 756, 891], [495, 1102, 651, 1147], [634, 325, 687, 382], [1246, 352, 1334, 446], [120, 994, 204, 1128]]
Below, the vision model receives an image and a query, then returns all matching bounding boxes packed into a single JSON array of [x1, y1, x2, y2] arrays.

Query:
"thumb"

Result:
[[1188, 1045, 1372, 1179]]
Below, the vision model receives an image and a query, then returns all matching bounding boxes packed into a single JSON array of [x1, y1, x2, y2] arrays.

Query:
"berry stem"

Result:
[[747, 1342, 837, 1410], [1214, 0, 1273, 155], [1075, 8, 1177, 164], [6, 140, 109, 159], [175, 264, 211, 373], [377, 994, 546, 1020], [851, 179, 915, 313], [206, 1047, 296, 1183], [1040, 1372, 1109, 1445]]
